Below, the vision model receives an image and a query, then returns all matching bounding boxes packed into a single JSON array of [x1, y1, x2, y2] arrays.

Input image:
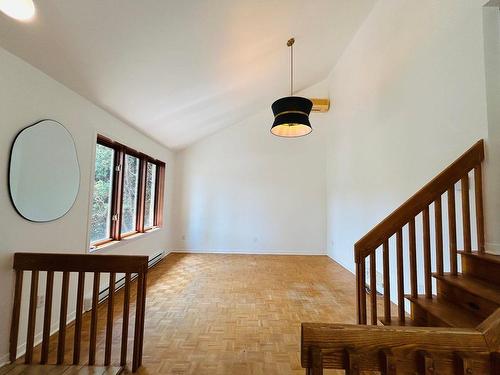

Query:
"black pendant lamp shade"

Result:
[[271, 37, 313, 138], [271, 96, 313, 137]]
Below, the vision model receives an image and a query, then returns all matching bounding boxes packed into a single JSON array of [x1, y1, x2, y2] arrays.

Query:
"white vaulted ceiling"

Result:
[[0, 0, 376, 149]]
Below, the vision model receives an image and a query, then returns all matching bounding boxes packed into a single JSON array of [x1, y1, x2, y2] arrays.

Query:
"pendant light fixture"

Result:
[[271, 38, 313, 137]]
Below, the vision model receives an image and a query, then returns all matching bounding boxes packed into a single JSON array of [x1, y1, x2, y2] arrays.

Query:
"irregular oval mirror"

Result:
[[9, 120, 80, 222]]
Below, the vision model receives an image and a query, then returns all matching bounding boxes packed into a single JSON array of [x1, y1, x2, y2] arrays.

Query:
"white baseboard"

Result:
[[325, 253, 356, 274], [485, 242, 500, 255], [0, 353, 9, 368], [172, 249, 327, 256]]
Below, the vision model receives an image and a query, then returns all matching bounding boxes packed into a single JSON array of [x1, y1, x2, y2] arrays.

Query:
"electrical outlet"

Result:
[[36, 295, 44, 309], [181, 235, 185, 241]]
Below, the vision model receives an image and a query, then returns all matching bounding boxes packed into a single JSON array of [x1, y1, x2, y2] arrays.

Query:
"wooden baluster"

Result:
[[435, 198, 444, 276], [492, 352, 500, 375], [447, 187, 458, 275], [418, 351, 436, 375], [474, 165, 485, 253], [356, 260, 367, 325], [455, 351, 490, 375], [461, 175, 472, 253], [381, 349, 397, 375], [345, 347, 361, 375], [121, 273, 131, 366], [383, 240, 391, 324], [369, 253, 377, 325], [73, 272, 85, 364], [25, 270, 39, 364], [57, 271, 70, 364], [89, 272, 100, 365], [41, 271, 54, 364], [310, 346, 324, 375], [422, 207, 432, 298], [9, 270, 23, 363], [133, 273, 145, 372], [138, 270, 147, 366], [105, 272, 116, 366], [396, 229, 405, 324], [409, 218, 417, 299]]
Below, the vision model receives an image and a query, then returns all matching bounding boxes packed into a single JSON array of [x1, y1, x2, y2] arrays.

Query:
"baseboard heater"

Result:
[[96, 251, 165, 305]]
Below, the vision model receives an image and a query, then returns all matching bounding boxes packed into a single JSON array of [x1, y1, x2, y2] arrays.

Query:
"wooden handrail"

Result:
[[13, 253, 148, 273], [10, 252, 148, 372], [354, 140, 484, 262], [301, 319, 496, 373]]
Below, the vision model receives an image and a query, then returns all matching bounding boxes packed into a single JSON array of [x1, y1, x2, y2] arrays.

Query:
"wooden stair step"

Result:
[[433, 273, 500, 319], [406, 295, 483, 328], [458, 250, 500, 264], [458, 251, 500, 285], [378, 316, 418, 326], [433, 273, 500, 304]]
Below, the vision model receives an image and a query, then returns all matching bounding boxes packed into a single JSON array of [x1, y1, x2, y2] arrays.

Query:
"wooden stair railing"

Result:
[[354, 140, 485, 325], [9, 253, 149, 372], [301, 308, 500, 374]]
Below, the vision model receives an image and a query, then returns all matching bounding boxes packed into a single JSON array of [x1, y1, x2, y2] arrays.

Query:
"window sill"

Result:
[[89, 227, 161, 253]]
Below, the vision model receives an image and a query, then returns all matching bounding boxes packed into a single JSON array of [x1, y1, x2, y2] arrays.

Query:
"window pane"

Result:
[[144, 163, 157, 228], [121, 154, 139, 233], [90, 144, 114, 243]]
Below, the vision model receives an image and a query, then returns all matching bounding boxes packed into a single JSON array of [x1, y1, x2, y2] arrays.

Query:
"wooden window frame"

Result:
[[90, 135, 165, 248]]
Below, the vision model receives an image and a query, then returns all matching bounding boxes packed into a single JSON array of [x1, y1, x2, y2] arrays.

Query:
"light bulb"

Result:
[[0, 0, 35, 21]]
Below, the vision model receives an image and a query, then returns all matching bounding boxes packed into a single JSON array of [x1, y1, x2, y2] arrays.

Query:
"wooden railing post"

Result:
[[57, 271, 70, 364], [381, 349, 397, 375], [382, 240, 391, 324], [121, 273, 131, 366], [422, 207, 432, 298], [9, 270, 23, 363], [105, 272, 116, 366], [396, 229, 405, 324], [25, 270, 39, 364], [435, 198, 444, 276], [133, 272, 145, 372], [89, 271, 100, 365], [41, 270, 54, 364], [448, 188, 458, 275], [474, 165, 485, 253], [409, 218, 417, 299], [369, 253, 377, 325], [356, 260, 367, 324], [73, 271, 85, 365], [462, 176, 472, 253], [310, 346, 324, 375]]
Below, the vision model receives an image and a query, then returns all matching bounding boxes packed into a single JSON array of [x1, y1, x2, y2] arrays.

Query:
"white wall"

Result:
[[173, 83, 328, 255], [0, 47, 176, 364], [483, 5, 500, 252], [323, 0, 492, 272]]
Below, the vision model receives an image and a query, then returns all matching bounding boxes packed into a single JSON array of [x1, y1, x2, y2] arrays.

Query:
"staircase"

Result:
[[407, 251, 500, 328], [301, 140, 500, 374]]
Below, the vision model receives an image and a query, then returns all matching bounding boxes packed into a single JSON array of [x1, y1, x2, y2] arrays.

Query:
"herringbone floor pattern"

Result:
[[25, 253, 359, 374]]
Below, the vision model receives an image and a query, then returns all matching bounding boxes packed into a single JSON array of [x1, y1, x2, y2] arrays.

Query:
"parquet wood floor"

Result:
[[19, 253, 366, 374]]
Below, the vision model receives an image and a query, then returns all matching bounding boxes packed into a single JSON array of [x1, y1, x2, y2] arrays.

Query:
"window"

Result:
[[89, 136, 165, 248], [121, 154, 140, 234], [90, 143, 115, 243], [144, 162, 157, 229]]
